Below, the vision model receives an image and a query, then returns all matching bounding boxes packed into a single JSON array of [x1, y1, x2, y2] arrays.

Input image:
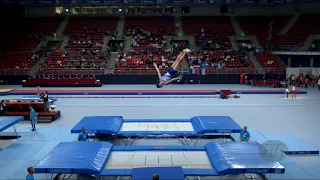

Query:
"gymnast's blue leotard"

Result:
[[160, 72, 172, 82], [160, 67, 177, 83]]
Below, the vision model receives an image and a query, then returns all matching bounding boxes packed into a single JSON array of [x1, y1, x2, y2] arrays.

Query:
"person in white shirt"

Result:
[[317, 78, 320, 90], [291, 85, 296, 99]]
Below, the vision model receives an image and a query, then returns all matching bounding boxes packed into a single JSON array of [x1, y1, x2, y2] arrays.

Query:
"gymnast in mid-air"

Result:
[[154, 48, 191, 88]]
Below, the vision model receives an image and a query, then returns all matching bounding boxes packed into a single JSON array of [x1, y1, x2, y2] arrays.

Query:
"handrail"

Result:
[[35, 67, 284, 75], [0, 68, 31, 75], [0, 67, 285, 75]]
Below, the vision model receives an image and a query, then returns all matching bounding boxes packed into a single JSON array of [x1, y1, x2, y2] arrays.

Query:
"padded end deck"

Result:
[[0, 116, 24, 132], [34, 142, 112, 174], [205, 142, 285, 174], [132, 167, 185, 180], [191, 116, 242, 133], [71, 116, 123, 134]]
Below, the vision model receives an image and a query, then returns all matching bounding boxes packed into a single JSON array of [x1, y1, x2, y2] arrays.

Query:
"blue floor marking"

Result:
[[58, 104, 304, 107]]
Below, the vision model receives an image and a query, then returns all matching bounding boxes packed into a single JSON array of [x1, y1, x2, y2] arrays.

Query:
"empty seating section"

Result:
[[182, 17, 234, 50], [276, 14, 320, 50], [63, 17, 117, 53], [1, 17, 62, 51], [124, 17, 174, 35], [0, 52, 34, 69], [182, 16, 234, 36], [63, 17, 118, 36], [237, 16, 290, 47], [39, 17, 117, 73], [254, 51, 284, 72]]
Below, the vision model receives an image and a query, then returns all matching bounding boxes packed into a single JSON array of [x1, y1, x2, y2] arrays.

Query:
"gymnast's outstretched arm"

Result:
[[153, 63, 162, 80]]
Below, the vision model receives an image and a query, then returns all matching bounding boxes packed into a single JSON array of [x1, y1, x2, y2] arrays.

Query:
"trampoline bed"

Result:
[[34, 141, 285, 179], [70, 116, 242, 145]]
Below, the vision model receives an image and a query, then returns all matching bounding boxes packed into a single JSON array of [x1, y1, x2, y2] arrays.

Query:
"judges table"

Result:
[[27, 78, 97, 85]]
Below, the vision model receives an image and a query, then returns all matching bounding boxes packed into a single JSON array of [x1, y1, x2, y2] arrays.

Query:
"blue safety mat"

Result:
[[191, 116, 242, 133], [205, 142, 285, 174], [265, 134, 319, 155], [132, 167, 184, 180], [71, 116, 123, 134], [34, 142, 112, 174], [0, 116, 24, 132]]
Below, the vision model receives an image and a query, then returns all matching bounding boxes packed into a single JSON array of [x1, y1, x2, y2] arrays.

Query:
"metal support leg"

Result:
[[178, 137, 186, 146], [193, 135, 202, 146], [128, 136, 138, 146], [112, 134, 121, 145], [12, 125, 18, 138]]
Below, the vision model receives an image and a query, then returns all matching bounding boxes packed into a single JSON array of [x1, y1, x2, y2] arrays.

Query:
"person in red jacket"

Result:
[[240, 74, 244, 85], [311, 75, 316, 87], [304, 78, 310, 89]]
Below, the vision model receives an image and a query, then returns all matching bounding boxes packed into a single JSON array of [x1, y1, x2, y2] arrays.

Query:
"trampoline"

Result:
[[0, 116, 24, 138], [70, 116, 242, 145], [33, 141, 285, 179]]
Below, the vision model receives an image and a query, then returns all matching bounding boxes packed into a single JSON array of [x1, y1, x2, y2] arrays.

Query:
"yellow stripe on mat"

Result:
[[0, 89, 14, 93]]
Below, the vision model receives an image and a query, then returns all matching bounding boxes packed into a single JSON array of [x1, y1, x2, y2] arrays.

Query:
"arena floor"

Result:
[[0, 84, 320, 180]]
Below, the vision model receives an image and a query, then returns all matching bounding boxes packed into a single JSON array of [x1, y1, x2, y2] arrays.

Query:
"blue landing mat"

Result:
[[132, 167, 184, 180], [71, 116, 123, 134], [205, 142, 285, 174], [34, 142, 112, 174], [0, 116, 24, 132], [265, 134, 319, 155]]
